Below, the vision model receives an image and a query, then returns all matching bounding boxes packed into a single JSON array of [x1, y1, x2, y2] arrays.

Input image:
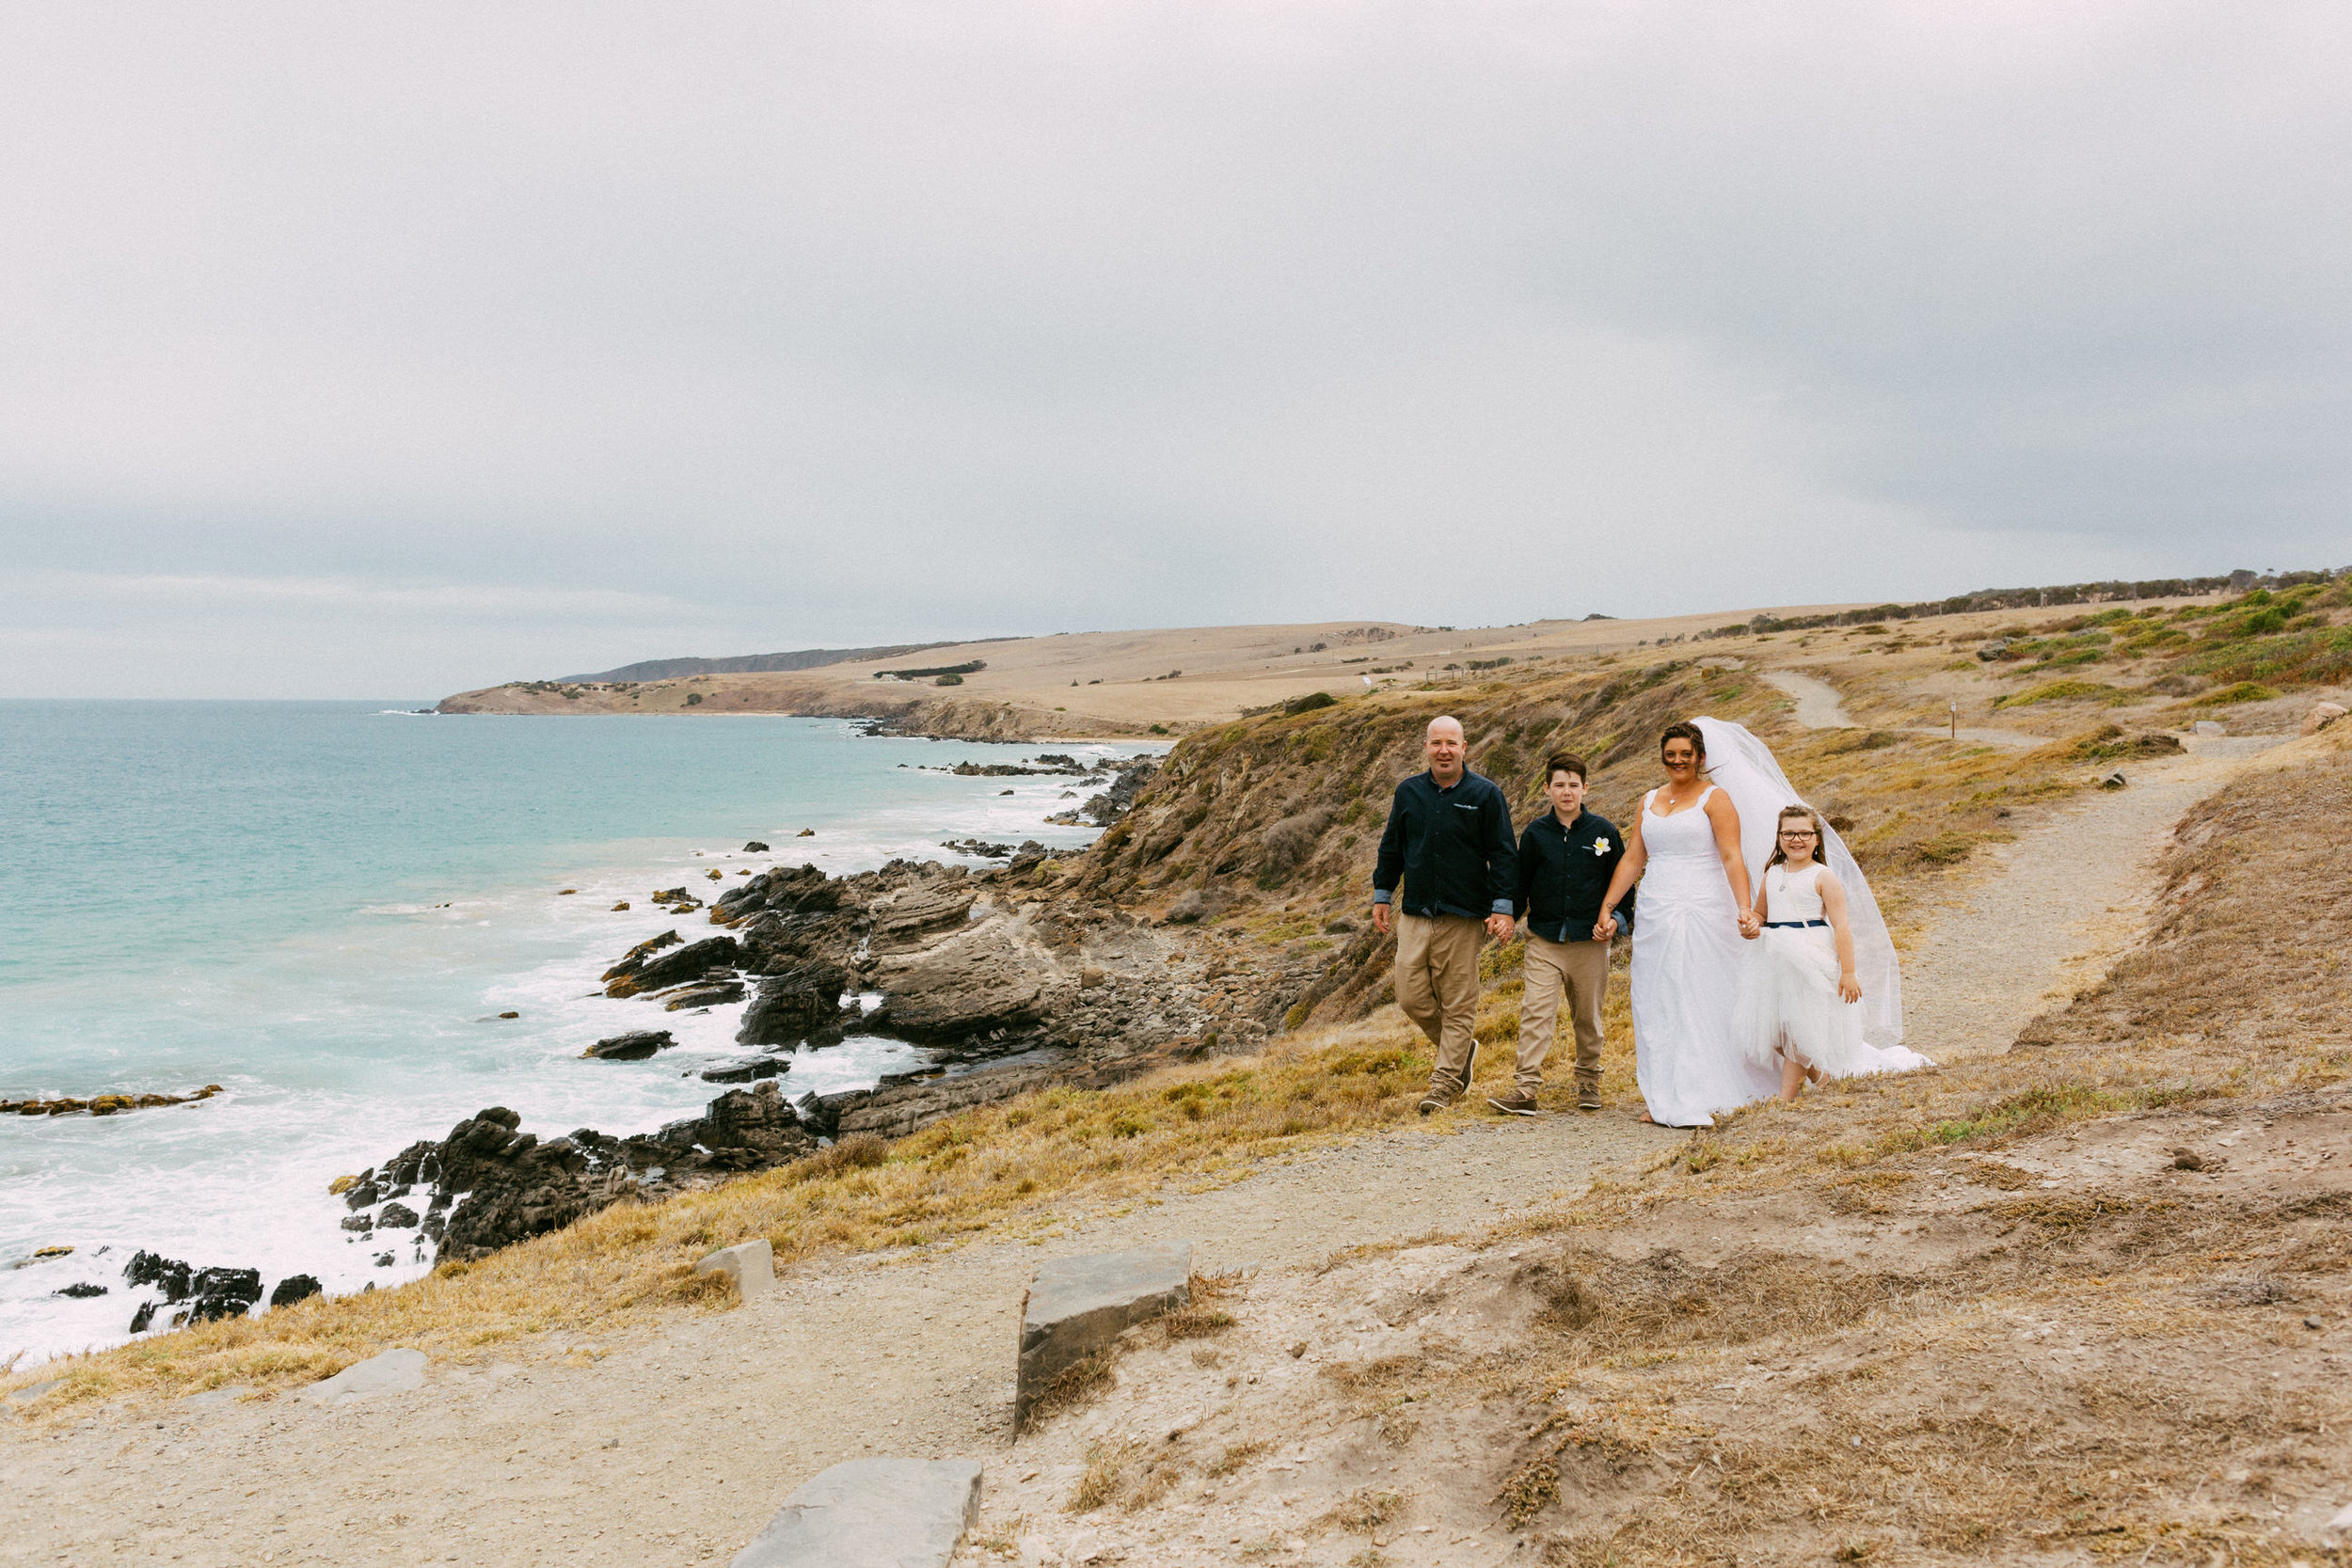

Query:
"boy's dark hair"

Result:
[[1659, 721, 1707, 764], [1543, 752, 1588, 784]]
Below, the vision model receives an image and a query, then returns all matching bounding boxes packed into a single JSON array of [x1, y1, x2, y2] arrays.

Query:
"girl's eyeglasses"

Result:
[[1778, 829, 1818, 840]]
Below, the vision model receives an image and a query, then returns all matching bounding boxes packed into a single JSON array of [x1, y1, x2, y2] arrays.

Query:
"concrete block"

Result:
[[695, 1239, 774, 1301], [305, 1347, 426, 1404], [730, 1456, 982, 1568], [1015, 1241, 1190, 1430]]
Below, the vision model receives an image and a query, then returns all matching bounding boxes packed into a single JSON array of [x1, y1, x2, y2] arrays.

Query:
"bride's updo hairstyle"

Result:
[[1766, 804, 1829, 870], [1659, 721, 1708, 767]]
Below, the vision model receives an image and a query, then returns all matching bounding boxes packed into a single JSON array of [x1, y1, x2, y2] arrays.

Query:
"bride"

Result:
[[1595, 718, 1905, 1127]]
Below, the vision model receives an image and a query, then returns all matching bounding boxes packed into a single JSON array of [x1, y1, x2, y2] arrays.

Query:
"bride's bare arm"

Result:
[[1818, 872, 1862, 1002], [1745, 874, 1769, 939], [1594, 813, 1646, 941], [1705, 791, 1756, 932]]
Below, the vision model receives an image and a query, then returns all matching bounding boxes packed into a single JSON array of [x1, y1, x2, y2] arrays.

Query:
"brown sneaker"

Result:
[[1418, 1085, 1457, 1116], [1486, 1091, 1540, 1117], [1577, 1085, 1603, 1112]]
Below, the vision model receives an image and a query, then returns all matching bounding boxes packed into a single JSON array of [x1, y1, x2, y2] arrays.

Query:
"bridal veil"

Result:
[[1691, 717, 1905, 1047]]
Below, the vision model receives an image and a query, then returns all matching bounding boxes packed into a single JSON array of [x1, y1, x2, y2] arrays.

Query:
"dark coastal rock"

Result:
[[1075, 756, 1160, 827], [376, 1202, 421, 1228], [123, 1250, 194, 1304], [130, 1301, 157, 1333], [737, 961, 849, 1046], [269, 1275, 323, 1308], [604, 936, 740, 998], [343, 1180, 381, 1211], [715, 863, 843, 921], [866, 921, 1051, 1042], [373, 1251, 396, 1267], [743, 841, 771, 852], [648, 1080, 817, 1172], [187, 1267, 262, 1322], [942, 838, 1016, 858], [661, 981, 747, 1011], [341, 1214, 373, 1232], [55, 1282, 107, 1298], [584, 1030, 675, 1060], [599, 928, 681, 981], [701, 1057, 790, 1084], [867, 881, 977, 950]]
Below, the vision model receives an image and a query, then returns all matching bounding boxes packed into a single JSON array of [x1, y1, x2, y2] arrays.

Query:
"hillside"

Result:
[[437, 570, 2346, 742]]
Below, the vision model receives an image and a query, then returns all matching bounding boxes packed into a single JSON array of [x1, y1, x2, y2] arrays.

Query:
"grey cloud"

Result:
[[1, 2, 2345, 695]]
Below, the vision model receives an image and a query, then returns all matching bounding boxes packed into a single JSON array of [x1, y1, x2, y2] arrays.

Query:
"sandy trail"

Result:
[[1762, 667, 2038, 749], [0, 704, 2285, 1568], [1761, 667, 2278, 1062]]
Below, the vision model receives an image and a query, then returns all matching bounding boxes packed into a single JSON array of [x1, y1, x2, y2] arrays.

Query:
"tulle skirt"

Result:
[[1734, 928, 1934, 1081]]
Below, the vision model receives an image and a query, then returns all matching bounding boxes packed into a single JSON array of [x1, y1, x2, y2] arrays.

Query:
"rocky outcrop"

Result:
[[1045, 756, 1160, 827], [583, 1030, 675, 1060], [359, 1083, 818, 1263], [5, 1085, 223, 1117], [866, 921, 1052, 1043], [269, 1275, 323, 1308], [867, 882, 977, 951], [702, 1057, 789, 1084], [604, 936, 740, 998], [121, 1252, 263, 1326], [737, 961, 850, 1046]]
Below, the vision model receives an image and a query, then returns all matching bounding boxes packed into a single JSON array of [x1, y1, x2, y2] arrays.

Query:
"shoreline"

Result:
[[0, 724, 1163, 1368]]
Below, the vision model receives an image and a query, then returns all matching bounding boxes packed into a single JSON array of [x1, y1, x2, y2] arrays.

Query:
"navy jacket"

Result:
[[1373, 770, 1517, 921], [1515, 807, 1631, 942]]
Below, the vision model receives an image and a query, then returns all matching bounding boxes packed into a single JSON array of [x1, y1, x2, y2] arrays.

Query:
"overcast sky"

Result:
[[3, 2, 2346, 697]]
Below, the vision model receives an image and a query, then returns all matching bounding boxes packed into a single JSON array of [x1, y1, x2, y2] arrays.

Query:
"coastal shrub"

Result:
[[1282, 691, 1336, 716], [1992, 679, 2131, 708], [2191, 680, 2280, 706], [684, 692, 704, 705], [1255, 811, 1329, 888]]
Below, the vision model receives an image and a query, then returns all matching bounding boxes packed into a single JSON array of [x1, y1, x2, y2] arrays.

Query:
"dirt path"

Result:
[[0, 704, 2289, 1568], [1897, 734, 2277, 1062], [1762, 667, 2038, 749]]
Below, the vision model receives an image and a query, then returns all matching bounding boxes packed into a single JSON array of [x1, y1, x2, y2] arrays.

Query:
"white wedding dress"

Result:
[[1734, 864, 1933, 1081], [1629, 718, 1915, 1126], [1629, 784, 1783, 1126]]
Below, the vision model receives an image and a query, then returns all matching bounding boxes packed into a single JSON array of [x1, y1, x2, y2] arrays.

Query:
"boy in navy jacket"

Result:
[[1498, 752, 1629, 1114]]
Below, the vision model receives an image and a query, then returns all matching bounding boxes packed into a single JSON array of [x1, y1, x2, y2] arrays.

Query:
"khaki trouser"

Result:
[[1395, 912, 1486, 1096], [1517, 931, 1610, 1096]]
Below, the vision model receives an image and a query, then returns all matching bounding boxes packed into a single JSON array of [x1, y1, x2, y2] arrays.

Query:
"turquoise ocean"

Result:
[[0, 702, 1152, 1366]]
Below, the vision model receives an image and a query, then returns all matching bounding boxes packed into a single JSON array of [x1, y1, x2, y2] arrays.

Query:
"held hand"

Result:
[[1484, 911, 1516, 942], [1593, 912, 1616, 942], [1737, 909, 1762, 939], [1372, 902, 1391, 937], [1839, 973, 1863, 1005]]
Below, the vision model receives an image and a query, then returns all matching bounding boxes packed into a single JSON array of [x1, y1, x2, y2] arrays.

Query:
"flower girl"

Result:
[[1735, 804, 1932, 1099]]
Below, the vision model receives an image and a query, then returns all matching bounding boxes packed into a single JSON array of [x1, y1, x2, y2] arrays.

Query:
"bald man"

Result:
[[1372, 716, 1518, 1114]]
